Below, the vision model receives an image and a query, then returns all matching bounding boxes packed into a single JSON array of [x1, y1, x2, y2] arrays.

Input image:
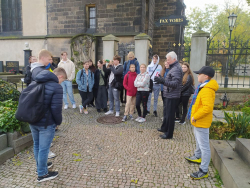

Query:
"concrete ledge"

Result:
[[235, 138, 250, 166], [210, 140, 250, 188], [0, 134, 7, 151], [7, 132, 33, 154], [0, 147, 14, 165]]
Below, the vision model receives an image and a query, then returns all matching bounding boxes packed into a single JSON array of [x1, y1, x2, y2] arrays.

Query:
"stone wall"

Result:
[[0, 0, 2, 32], [47, 0, 143, 35], [152, 0, 183, 63]]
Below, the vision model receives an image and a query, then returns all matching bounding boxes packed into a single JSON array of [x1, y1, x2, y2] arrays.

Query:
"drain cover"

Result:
[[97, 115, 122, 125]]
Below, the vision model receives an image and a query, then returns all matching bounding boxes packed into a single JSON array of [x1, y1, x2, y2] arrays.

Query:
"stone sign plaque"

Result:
[[155, 15, 188, 27], [6, 61, 19, 73], [0, 61, 3, 72]]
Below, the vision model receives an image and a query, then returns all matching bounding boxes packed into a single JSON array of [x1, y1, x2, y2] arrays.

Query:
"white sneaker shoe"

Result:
[[72, 104, 76, 109], [135, 117, 142, 122], [105, 110, 114, 115], [115, 112, 120, 117], [138, 118, 146, 123], [48, 151, 56, 159], [64, 105, 68, 110]]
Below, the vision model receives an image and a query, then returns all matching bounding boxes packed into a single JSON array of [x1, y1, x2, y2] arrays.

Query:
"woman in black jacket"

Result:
[[176, 62, 195, 125], [94, 60, 108, 113]]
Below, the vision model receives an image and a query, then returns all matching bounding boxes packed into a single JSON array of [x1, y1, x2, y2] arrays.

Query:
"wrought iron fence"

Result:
[[206, 39, 250, 88], [117, 42, 135, 65], [165, 42, 191, 63]]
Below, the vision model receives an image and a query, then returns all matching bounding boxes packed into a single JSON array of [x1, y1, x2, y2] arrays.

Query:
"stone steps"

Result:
[[210, 139, 250, 188], [0, 148, 14, 165], [235, 138, 250, 166]]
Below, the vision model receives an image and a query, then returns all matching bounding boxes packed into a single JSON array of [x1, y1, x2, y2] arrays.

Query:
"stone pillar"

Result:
[[134, 33, 152, 65], [24, 49, 32, 73], [190, 30, 210, 86], [102, 34, 119, 61]]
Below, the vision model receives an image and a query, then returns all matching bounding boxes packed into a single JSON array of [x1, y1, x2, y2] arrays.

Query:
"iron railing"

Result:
[[165, 42, 191, 63], [206, 39, 250, 88]]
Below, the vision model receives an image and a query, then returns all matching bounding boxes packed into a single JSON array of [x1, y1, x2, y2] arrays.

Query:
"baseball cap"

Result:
[[193, 66, 215, 78]]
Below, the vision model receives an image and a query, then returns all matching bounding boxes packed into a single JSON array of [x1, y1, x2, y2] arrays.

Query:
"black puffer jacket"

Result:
[[181, 74, 194, 96], [30, 70, 63, 127], [163, 61, 183, 98]]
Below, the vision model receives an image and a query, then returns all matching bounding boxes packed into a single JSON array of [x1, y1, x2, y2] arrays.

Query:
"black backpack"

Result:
[[149, 65, 158, 93], [15, 82, 48, 124]]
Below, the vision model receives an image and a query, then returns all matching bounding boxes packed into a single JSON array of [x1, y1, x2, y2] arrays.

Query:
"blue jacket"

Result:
[[161, 69, 169, 91], [76, 69, 95, 92], [123, 58, 140, 76], [32, 70, 63, 126]]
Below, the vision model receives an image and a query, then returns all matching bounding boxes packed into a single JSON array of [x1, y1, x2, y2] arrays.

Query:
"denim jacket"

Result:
[[76, 69, 95, 92]]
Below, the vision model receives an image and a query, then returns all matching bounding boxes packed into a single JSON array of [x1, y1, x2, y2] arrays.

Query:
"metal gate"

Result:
[[117, 42, 135, 65]]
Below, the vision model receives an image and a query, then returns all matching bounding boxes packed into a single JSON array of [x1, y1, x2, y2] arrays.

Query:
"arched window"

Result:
[[1, 0, 22, 32]]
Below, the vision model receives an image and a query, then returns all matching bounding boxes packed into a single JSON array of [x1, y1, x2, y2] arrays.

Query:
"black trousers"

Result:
[[136, 91, 149, 118], [89, 87, 97, 105], [176, 96, 190, 122], [79, 89, 93, 108], [120, 88, 126, 103], [161, 98, 179, 139], [95, 85, 108, 110]]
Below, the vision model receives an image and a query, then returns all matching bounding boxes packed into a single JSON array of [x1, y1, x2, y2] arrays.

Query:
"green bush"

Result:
[[210, 111, 250, 140], [0, 100, 24, 133], [224, 111, 250, 139], [0, 79, 20, 102], [241, 107, 250, 115]]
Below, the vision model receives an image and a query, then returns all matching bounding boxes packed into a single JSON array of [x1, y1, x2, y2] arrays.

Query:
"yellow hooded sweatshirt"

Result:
[[190, 79, 219, 128]]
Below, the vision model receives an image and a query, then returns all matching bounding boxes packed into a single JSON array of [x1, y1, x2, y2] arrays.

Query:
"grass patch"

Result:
[[214, 169, 223, 188]]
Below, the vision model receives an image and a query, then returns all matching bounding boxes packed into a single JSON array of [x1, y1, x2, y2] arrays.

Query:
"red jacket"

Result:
[[123, 71, 137, 96]]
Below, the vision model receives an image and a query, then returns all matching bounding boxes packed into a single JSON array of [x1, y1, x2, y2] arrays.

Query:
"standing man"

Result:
[[24, 56, 37, 86], [104, 55, 124, 117], [58, 52, 76, 109], [29, 50, 66, 182], [154, 51, 183, 139]]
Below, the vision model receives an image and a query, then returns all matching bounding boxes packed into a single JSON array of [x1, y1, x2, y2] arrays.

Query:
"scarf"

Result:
[[187, 80, 209, 120]]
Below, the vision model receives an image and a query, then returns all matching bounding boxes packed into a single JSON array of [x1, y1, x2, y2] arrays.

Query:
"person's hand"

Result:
[[154, 75, 164, 84], [192, 117, 196, 123], [103, 59, 106, 65]]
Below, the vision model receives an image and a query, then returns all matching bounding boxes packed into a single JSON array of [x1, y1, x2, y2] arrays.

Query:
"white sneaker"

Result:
[[135, 117, 141, 122], [72, 104, 76, 109], [138, 118, 146, 123], [48, 151, 56, 159], [105, 110, 114, 115], [64, 105, 68, 110], [115, 112, 120, 117]]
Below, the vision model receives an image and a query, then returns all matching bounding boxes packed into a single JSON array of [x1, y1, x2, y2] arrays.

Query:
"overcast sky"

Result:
[[184, 0, 249, 14]]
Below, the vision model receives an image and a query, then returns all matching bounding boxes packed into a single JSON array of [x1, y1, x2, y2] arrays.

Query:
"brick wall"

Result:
[[152, 0, 184, 63], [47, 0, 143, 35]]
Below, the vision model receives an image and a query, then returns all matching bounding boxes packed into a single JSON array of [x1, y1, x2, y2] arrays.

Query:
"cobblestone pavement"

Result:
[[0, 94, 222, 188]]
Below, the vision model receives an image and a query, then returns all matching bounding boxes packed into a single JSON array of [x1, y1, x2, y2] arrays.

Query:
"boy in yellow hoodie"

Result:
[[185, 66, 219, 179]]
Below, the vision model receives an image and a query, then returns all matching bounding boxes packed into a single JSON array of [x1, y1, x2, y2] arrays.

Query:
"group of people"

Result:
[[23, 48, 219, 182]]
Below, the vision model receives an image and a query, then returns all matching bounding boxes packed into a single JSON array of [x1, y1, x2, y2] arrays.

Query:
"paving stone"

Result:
[[0, 94, 224, 187]]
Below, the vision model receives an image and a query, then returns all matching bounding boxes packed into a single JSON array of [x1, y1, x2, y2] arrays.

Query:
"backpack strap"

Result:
[[150, 64, 159, 78]]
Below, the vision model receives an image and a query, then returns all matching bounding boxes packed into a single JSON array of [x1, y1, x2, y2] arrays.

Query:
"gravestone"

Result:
[[52, 57, 60, 68], [0, 61, 3, 72], [6, 61, 19, 73]]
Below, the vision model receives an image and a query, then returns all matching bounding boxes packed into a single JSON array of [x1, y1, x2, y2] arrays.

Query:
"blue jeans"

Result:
[[147, 84, 161, 111], [30, 124, 56, 176], [61, 80, 75, 105], [194, 127, 210, 172], [108, 85, 120, 112]]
